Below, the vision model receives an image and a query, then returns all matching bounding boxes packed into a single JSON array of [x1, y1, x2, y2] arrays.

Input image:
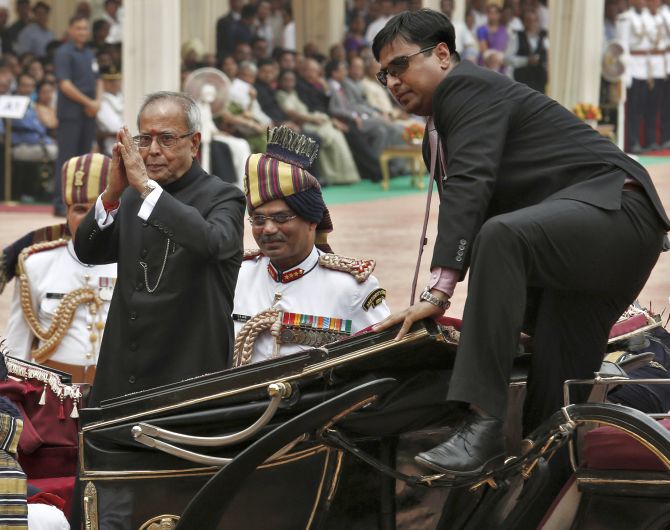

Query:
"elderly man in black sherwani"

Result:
[[75, 91, 245, 406], [372, 9, 670, 480]]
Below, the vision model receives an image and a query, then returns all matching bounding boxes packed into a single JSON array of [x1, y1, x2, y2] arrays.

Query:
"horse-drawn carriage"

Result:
[[3, 307, 670, 529]]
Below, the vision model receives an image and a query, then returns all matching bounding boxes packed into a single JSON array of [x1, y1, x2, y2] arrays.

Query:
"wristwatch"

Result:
[[140, 180, 156, 199], [420, 288, 451, 311]]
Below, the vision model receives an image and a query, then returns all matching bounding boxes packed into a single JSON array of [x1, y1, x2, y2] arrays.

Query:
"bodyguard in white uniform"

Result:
[[618, 0, 652, 153], [659, 0, 670, 148], [233, 126, 390, 365], [4, 153, 117, 384], [643, 0, 666, 150]]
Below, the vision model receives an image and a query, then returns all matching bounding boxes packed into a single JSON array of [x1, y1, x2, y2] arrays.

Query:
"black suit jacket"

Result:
[[426, 60, 670, 275], [75, 161, 245, 405]]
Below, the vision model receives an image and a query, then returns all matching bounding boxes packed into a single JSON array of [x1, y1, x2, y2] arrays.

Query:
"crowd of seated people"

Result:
[[11, 0, 664, 202], [0, 0, 124, 202], [176, 0, 448, 185]]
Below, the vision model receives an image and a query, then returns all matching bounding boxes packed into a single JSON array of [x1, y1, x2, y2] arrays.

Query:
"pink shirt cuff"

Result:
[[428, 267, 459, 298]]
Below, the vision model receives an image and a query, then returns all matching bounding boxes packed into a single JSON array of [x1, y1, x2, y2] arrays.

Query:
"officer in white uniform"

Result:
[[643, 0, 666, 150], [659, 0, 670, 149], [617, 0, 652, 153], [233, 126, 390, 365], [4, 153, 117, 384]]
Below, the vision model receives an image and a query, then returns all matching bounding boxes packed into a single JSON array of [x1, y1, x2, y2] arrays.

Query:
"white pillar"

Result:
[[293, 0, 345, 55], [122, 0, 181, 131], [452, 0, 466, 23], [422, 0, 465, 21], [180, 0, 230, 55], [423, 0, 441, 11], [548, 0, 605, 111], [47, 0, 78, 40]]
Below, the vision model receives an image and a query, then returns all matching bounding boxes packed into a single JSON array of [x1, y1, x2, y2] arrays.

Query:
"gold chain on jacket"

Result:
[[17, 239, 103, 363]]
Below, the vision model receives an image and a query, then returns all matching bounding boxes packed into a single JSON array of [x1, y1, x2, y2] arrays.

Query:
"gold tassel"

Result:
[[38, 385, 46, 405]]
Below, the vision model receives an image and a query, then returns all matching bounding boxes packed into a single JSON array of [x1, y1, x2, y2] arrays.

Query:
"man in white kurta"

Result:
[[4, 153, 117, 383], [233, 126, 390, 364]]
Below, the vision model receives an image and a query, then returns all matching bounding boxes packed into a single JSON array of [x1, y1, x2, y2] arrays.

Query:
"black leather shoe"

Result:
[[415, 411, 505, 477]]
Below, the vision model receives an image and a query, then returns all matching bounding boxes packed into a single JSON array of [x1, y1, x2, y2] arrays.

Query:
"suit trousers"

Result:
[[446, 188, 666, 435], [53, 116, 96, 207]]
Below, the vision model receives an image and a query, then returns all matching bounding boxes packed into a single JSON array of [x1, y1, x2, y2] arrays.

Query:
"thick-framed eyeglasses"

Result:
[[132, 131, 194, 149], [248, 213, 298, 226], [376, 45, 438, 86]]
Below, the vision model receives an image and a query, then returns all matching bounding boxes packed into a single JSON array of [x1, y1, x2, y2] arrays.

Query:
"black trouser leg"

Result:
[[660, 78, 670, 146], [54, 117, 96, 208], [521, 290, 630, 434], [447, 190, 665, 424], [643, 78, 662, 148], [627, 79, 647, 149]]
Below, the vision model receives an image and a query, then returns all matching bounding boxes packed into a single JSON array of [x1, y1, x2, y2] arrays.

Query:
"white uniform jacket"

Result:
[[4, 240, 117, 367], [233, 246, 390, 364]]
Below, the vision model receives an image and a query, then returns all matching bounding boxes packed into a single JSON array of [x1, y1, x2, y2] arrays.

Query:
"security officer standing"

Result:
[[618, 0, 652, 153], [643, 0, 666, 151], [4, 154, 117, 384], [53, 14, 102, 216], [234, 126, 390, 365], [659, 0, 670, 149]]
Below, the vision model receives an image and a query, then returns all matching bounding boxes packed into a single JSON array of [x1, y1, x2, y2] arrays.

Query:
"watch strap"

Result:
[[140, 181, 156, 200], [420, 288, 451, 311]]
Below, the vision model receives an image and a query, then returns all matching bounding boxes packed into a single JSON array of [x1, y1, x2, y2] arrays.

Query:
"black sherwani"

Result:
[[426, 61, 670, 433], [75, 160, 245, 405]]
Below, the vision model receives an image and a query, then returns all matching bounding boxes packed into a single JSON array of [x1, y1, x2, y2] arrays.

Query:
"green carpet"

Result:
[[638, 155, 670, 167], [322, 175, 428, 205], [323, 155, 670, 205]]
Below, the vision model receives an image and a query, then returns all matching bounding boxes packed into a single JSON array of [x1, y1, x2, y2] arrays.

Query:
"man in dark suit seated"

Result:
[[296, 58, 384, 182], [372, 9, 669, 479]]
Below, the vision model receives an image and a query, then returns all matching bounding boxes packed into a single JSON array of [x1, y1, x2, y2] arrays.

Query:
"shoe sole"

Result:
[[414, 452, 505, 478]]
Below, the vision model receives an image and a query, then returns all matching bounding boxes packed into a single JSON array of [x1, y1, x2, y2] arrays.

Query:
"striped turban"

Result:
[[61, 153, 111, 207], [244, 127, 333, 253]]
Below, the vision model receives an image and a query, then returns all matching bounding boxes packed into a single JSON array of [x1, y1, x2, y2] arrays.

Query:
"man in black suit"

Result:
[[215, 0, 245, 61], [296, 58, 383, 182], [372, 9, 669, 478]]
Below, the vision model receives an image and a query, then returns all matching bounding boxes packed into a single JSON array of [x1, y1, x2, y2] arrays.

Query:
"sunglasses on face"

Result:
[[376, 45, 437, 86]]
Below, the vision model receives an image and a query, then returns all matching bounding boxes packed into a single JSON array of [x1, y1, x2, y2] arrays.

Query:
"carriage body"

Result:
[[78, 320, 459, 529], [5, 314, 670, 529]]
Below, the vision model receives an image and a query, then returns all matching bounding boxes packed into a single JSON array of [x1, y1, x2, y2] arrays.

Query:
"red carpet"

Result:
[[0, 203, 52, 213]]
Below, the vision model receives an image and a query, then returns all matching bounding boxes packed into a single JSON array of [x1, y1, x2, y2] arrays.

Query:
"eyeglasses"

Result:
[[248, 213, 298, 226], [132, 131, 194, 149], [376, 45, 437, 86]]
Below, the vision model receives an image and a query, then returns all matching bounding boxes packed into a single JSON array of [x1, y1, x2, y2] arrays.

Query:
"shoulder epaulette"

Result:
[[20, 239, 69, 265], [318, 253, 376, 283], [243, 248, 264, 261]]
